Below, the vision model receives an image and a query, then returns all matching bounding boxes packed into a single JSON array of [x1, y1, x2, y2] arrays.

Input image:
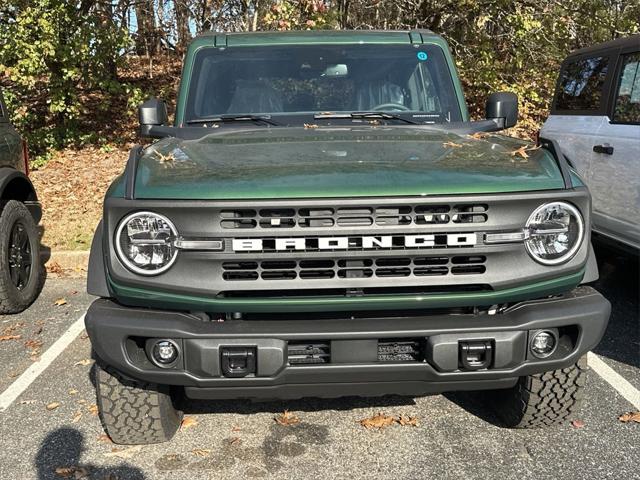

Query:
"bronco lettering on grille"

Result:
[[232, 234, 478, 252]]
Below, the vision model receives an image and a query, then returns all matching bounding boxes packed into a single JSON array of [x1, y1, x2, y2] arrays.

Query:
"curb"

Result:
[[42, 250, 90, 277]]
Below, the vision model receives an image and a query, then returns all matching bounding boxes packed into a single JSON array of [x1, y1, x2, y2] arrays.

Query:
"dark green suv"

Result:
[[0, 89, 44, 313], [85, 30, 610, 445]]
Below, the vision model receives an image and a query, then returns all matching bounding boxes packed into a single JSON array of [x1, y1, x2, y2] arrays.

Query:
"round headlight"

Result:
[[525, 202, 584, 265], [115, 212, 178, 275]]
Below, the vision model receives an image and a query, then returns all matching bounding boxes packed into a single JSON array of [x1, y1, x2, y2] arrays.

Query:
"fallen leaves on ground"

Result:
[[0, 334, 21, 341], [180, 416, 198, 430], [68, 389, 79, 395], [571, 419, 585, 429], [104, 445, 143, 459], [47, 262, 65, 275], [54, 466, 90, 478], [397, 414, 419, 427], [303, 123, 319, 129], [618, 411, 640, 423], [274, 410, 300, 426], [97, 434, 112, 443], [228, 437, 242, 446], [54, 298, 68, 306], [46, 402, 61, 411], [231, 426, 241, 432], [359, 412, 396, 430], [19, 399, 36, 405], [443, 141, 463, 148], [192, 448, 211, 457], [87, 404, 98, 416], [25, 339, 44, 350], [359, 412, 421, 430], [71, 411, 83, 424], [74, 359, 92, 367], [2, 322, 24, 335]]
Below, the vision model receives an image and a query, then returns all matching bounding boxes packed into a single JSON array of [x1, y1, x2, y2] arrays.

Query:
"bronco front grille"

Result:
[[222, 255, 486, 281], [220, 204, 488, 229]]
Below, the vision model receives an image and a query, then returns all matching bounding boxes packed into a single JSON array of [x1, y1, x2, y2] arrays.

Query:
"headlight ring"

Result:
[[524, 202, 584, 266], [115, 211, 179, 275]]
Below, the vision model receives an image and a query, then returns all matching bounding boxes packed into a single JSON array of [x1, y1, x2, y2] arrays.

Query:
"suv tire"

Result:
[[0, 200, 45, 314], [95, 362, 183, 445], [494, 356, 587, 428]]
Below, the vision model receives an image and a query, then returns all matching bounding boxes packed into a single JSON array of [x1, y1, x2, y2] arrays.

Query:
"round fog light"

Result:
[[531, 331, 556, 358], [152, 340, 178, 365]]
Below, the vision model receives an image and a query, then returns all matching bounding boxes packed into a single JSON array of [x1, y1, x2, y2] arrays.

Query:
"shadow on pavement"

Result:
[[182, 393, 418, 416], [35, 428, 146, 480], [591, 242, 639, 369]]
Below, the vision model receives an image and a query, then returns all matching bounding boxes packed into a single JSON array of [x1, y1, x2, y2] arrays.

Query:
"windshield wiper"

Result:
[[314, 111, 420, 125], [187, 114, 280, 126]]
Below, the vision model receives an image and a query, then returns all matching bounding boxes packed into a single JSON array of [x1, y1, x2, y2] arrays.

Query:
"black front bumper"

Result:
[[85, 286, 610, 400]]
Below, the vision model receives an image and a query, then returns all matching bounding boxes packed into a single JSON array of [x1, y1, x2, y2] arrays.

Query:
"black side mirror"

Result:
[[139, 98, 168, 137], [486, 92, 518, 130]]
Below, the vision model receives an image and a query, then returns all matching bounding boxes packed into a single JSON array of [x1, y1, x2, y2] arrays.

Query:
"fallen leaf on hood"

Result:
[[192, 448, 211, 457], [397, 414, 419, 427], [571, 419, 585, 429], [180, 416, 198, 429], [274, 410, 300, 426], [54, 298, 68, 306], [443, 141, 463, 148], [303, 123, 319, 129], [46, 402, 61, 411], [468, 132, 490, 140], [618, 411, 640, 423], [0, 334, 21, 341], [510, 145, 529, 159], [74, 359, 92, 366], [104, 445, 143, 459], [359, 412, 395, 430], [87, 404, 98, 416]]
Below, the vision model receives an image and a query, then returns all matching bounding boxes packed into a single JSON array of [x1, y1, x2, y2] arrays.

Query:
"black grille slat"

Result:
[[378, 339, 424, 362], [221, 256, 486, 281], [219, 203, 489, 229]]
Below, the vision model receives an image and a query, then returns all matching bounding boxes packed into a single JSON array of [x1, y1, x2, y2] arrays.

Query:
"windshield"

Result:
[[184, 44, 463, 124]]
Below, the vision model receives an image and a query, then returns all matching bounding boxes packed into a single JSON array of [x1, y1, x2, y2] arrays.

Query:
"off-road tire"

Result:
[[495, 356, 588, 428], [95, 362, 183, 445], [0, 200, 45, 314]]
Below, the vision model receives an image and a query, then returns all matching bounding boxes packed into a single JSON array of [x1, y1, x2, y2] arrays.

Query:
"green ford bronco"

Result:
[[85, 30, 611, 445]]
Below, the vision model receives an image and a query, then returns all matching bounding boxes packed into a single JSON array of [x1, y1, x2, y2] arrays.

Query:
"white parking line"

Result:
[[588, 351, 640, 410], [0, 314, 86, 412]]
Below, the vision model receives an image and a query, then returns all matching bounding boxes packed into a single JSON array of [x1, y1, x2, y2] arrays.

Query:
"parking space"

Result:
[[0, 246, 637, 480]]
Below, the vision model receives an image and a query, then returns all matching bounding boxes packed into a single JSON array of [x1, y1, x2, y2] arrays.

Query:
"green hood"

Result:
[[130, 127, 565, 200]]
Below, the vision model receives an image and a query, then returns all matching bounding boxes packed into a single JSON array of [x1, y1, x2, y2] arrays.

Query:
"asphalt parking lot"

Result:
[[0, 244, 637, 480]]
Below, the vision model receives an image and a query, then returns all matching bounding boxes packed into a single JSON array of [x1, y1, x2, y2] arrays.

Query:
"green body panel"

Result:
[[175, 30, 469, 125], [132, 127, 564, 200], [109, 270, 585, 313]]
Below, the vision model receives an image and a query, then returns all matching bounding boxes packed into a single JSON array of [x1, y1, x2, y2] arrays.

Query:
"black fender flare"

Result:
[[581, 243, 600, 284], [0, 168, 41, 222], [87, 220, 111, 297]]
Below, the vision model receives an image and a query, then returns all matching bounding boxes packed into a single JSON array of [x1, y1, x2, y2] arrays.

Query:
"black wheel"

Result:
[[95, 362, 183, 445], [0, 200, 44, 313], [493, 356, 587, 428]]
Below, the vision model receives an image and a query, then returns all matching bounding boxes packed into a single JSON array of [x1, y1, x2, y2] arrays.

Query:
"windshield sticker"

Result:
[[417, 51, 428, 61]]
